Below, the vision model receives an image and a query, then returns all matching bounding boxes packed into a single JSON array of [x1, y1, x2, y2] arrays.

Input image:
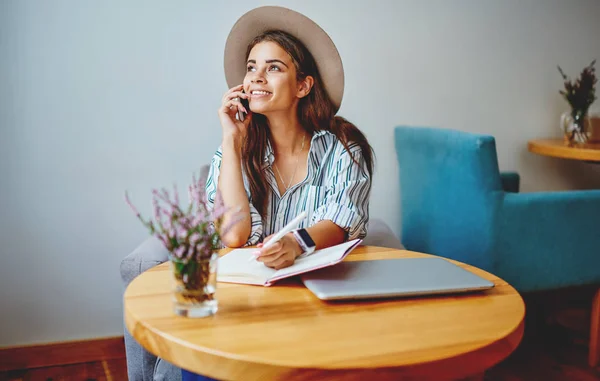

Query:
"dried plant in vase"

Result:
[[558, 60, 597, 145], [125, 171, 243, 317]]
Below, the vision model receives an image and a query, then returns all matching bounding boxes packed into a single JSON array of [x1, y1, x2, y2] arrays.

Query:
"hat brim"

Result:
[[224, 6, 344, 113]]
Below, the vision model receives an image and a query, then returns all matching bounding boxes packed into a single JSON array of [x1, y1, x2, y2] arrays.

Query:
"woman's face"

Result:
[[244, 41, 306, 115]]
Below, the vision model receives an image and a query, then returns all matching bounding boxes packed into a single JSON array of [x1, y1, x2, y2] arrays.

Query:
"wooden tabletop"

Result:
[[528, 139, 600, 162], [124, 246, 525, 381]]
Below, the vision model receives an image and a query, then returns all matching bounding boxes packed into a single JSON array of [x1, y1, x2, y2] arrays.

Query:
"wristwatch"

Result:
[[292, 228, 316, 256]]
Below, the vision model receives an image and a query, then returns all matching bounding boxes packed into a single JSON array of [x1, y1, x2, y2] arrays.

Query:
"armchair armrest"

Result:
[[496, 190, 600, 291], [120, 236, 169, 287], [363, 218, 404, 249], [500, 172, 520, 193]]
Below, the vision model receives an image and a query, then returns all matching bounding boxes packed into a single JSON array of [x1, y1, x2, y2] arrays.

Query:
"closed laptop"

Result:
[[301, 257, 495, 301]]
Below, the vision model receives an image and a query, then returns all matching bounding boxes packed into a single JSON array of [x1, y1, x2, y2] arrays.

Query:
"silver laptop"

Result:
[[300, 257, 495, 301]]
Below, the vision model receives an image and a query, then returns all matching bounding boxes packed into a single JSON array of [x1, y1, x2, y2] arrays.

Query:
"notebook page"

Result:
[[270, 239, 360, 281], [217, 248, 276, 285]]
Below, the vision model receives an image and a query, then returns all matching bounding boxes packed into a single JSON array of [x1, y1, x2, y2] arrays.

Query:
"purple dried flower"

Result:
[[173, 183, 179, 206], [190, 232, 201, 245], [211, 203, 228, 221], [198, 240, 210, 253], [191, 213, 203, 227], [177, 226, 188, 239], [168, 226, 176, 239], [188, 185, 194, 204], [153, 188, 179, 216], [174, 246, 186, 258], [157, 234, 169, 248], [558, 60, 597, 114], [160, 208, 172, 231], [161, 188, 176, 210], [152, 197, 160, 220], [125, 192, 140, 217], [125, 169, 245, 260], [196, 174, 206, 198]]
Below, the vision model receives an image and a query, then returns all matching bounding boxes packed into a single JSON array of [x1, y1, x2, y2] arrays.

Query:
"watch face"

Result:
[[297, 228, 315, 248]]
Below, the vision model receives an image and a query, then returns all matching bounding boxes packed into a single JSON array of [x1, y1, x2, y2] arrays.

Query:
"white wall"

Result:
[[1, 0, 599, 346]]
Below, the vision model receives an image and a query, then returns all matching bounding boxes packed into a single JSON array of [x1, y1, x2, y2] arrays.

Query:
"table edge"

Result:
[[528, 139, 600, 162]]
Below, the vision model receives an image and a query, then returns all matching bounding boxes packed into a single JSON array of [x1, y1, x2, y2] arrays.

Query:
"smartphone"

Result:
[[237, 91, 250, 122]]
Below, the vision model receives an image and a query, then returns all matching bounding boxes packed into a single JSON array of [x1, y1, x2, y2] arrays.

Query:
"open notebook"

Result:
[[217, 239, 362, 286]]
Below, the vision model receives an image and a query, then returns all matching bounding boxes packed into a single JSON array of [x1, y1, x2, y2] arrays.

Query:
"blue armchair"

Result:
[[394, 125, 600, 366]]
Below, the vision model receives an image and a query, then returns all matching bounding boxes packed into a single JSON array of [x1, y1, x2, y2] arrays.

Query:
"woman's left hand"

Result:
[[254, 233, 302, 270]]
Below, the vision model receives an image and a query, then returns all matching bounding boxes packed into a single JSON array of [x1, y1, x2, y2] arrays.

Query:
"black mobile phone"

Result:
[[237, 91, 250, 121]]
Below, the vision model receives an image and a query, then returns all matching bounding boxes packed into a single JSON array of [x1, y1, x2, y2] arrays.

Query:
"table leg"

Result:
[[589, 288, 600, 367]]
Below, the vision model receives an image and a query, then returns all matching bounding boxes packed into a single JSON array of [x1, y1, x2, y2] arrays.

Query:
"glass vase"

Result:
[[560, 110, 589, 146], [169, 253, 218, 318]]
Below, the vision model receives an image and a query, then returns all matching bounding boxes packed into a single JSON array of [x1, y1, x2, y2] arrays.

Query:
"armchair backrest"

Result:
[[394, 126, 503, 270]]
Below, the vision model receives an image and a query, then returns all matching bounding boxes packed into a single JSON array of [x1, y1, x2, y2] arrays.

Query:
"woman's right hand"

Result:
[[218, 84, 252, 151]]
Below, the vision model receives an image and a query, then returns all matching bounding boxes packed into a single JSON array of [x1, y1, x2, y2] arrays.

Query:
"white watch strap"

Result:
[[293, 230, 315, 257]]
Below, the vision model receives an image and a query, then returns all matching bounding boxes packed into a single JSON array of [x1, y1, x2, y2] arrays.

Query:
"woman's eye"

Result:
[[246, 66, 255, 72], [269, 65, 280, 71]]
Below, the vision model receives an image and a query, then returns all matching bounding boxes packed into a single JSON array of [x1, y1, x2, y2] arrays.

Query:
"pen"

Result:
[[248, 211, 307, 262]]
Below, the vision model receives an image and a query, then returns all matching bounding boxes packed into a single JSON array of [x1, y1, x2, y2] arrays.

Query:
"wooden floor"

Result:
[[1, 288, 599, 381], [485, 287, 600, 381], [486, 323, 600, 381], [0, 358, 126, 381], [1, 329, 597, 381]]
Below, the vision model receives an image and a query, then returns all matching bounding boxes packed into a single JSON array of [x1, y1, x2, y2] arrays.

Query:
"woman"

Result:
[[206, 10, 374, 271], [125, 7, 378, 381]]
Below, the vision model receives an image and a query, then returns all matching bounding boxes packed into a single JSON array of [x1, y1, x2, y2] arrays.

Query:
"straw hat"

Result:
[[223, 6, 344, 112]]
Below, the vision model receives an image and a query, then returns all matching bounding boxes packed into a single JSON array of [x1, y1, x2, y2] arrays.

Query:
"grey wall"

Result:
[[1, 0, 599, 346]]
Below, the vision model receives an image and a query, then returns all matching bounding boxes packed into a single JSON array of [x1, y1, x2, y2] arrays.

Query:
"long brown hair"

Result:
[[242, 30, 374, 218]]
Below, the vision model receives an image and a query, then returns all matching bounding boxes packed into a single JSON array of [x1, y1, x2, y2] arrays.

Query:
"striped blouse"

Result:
[[205, 130, 371, 247]]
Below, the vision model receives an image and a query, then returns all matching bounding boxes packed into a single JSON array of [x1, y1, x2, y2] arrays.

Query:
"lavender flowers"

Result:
[[558, 60, 597, 119], [125, 172, 242, 263]]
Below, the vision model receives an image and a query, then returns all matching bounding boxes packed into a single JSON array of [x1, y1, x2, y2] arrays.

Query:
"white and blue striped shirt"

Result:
[[206, 130, 371, 247]]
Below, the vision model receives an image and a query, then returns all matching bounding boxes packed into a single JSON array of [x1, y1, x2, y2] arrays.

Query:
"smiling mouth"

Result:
[[250, 90, 272, 96]]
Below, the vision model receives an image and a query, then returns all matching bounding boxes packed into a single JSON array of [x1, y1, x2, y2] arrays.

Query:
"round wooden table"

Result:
[[124, 246, 525, 381], [528, 138, 600, 162]]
